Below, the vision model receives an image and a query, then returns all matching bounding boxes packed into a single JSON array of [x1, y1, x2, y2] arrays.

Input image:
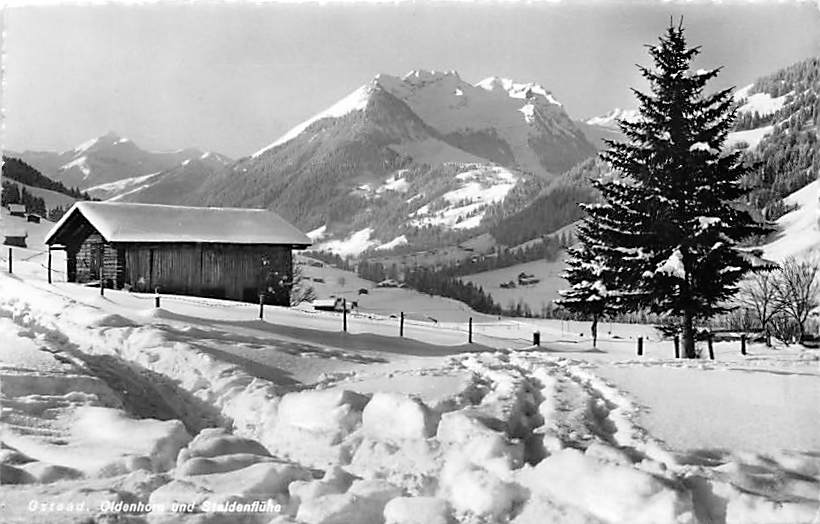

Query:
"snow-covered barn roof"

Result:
[[45, 202, 312, 247], [7, 204, 26, 213]]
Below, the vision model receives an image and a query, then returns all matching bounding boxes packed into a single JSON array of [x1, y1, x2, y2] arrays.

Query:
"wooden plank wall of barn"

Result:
[[123, 244, 292, 304], [74, 233, 124, 287]]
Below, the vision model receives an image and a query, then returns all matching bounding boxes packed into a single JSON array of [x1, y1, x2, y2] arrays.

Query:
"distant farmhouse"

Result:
[[7, 203, 26, 217], [45, 202, 311, 305]]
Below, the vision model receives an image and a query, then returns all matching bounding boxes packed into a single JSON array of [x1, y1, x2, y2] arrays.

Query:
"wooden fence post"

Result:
[[259, 293, 264, 320], [708, 334, 715, 360], [47, 249, 52, 284], [343, 299, 347, 332], [740, 333, 747, 356], [8, 248, 12, 274], [674, 335, 680, 359], [637, 337, 643, 356], [155, 290, 161, 308], [468, 317, 473, 344], [400, 312, 404, 337], [533, 331, 540, 346]]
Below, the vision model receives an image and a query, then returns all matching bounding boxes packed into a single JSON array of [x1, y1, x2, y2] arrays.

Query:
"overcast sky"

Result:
[[3, 1, 819, 158]]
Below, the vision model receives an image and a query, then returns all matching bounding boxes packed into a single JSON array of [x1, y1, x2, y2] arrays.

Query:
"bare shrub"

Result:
[[773, 257, 820, 343]]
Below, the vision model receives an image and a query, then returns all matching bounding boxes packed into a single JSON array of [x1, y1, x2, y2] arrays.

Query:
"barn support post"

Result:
[[47, 248, 52, 284], [99, 246, 104, 296], [343, 299, 348, 332], [400, 311, 404, 337], [468, 317, 473, 344]]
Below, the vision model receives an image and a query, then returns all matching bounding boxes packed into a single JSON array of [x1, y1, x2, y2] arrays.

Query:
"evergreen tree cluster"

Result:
[[356, 258, 502, 315], [2, 156, 91, 200], [2, 181, 47, 216], [403, 267, 502, 315], [559, 21, 770, 358], [736, 57, 818, 220]]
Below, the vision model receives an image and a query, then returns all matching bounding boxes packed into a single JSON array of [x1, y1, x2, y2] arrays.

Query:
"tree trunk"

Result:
[[591, 315, 599, 348], [681, 309, 696, 358]]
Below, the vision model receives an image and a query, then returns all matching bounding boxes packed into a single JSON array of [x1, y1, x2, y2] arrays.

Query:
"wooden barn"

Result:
[[45, 202, 312, 305]]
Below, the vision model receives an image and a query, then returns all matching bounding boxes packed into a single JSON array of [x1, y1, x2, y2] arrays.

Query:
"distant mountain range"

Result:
[[8, 132, 233, 203], [5, 57, 816, 263]]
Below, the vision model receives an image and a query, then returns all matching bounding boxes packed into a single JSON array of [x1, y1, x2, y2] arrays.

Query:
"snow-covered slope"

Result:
[[761, 179, 820, 261]]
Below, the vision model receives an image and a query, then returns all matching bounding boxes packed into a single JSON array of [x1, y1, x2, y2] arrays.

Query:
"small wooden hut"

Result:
[[45, 202, 311, 305]]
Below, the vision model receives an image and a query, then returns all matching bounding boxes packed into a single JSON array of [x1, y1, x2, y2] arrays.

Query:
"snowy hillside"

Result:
[[184, 70, 596, 255], [12, 132, 232, 193], [760, 179, 820, 261], [1, 216, 818, 524]]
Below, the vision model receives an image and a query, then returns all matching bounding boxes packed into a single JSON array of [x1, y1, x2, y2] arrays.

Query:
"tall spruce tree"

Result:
[[581, 20, 768, 358]]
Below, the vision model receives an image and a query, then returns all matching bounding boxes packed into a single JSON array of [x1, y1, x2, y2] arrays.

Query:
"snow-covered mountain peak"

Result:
[[585, 108, 640, 130], [401, 69, 461, 85], [72, 132, 132, 155], [475, 76, 561, 106]]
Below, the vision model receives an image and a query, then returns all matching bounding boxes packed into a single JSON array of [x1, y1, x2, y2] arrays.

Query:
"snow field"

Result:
[[2, 250, 819, 522], [0, 316, 191, 484]]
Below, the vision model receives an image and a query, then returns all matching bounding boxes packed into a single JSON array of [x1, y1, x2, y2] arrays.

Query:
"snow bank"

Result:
[[296, 479, 403, 524], [3, 406, 190, 480], [517, 448, 694, 523], [150, 460, 310, 511]]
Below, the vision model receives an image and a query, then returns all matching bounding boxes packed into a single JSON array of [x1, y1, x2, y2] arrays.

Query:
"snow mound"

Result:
[[517, 448, 694, 523], [362, 393, 439, 441], [296, 479, 403, 524], [383, 496, 453, 524], [270, 389, 369, 467]]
